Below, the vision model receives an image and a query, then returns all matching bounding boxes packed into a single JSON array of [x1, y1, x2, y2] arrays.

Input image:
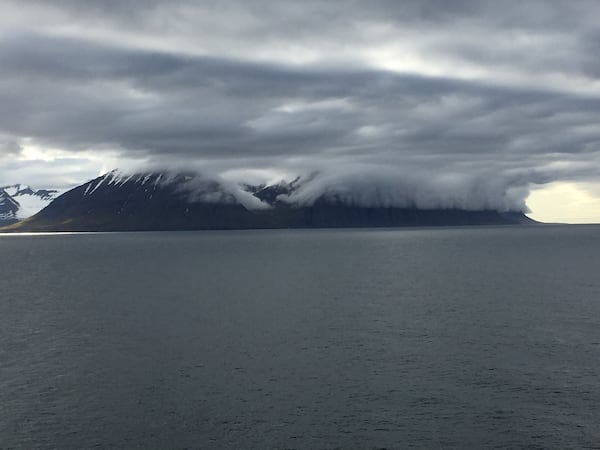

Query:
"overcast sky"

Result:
[[1, 0, 599, 221]]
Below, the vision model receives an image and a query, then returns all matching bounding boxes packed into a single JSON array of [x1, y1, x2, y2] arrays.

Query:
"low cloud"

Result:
[[281, 166, 530, 212]]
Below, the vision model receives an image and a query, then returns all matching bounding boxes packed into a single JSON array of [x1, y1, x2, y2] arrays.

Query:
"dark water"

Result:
[[1, 226, 600, 449]]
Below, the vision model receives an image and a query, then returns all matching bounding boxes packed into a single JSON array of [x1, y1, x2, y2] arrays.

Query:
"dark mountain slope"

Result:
[[2, 170, 537, 232], [9, 171, 274, 232]]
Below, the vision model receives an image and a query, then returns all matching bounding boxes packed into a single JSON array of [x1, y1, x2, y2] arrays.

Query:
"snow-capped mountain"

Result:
[[1, 169, 536, 232], [0, 189, 21, 224], [0, 184, 61, 223]]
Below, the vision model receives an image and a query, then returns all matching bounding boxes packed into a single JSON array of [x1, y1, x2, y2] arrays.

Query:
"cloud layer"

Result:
[[0, 0, 599, 211]]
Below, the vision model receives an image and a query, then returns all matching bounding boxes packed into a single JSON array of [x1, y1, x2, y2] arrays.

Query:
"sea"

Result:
[[1, 225, 600, 449]]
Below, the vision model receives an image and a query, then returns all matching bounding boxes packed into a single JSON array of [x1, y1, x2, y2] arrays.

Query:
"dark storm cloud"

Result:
[[0, 0, 599, 209]]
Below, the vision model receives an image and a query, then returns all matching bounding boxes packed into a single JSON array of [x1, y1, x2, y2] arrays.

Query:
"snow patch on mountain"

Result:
[[0, 184, 62, 220]]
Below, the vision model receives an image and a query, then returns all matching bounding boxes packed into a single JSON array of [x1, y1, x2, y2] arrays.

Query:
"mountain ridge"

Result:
[[1, 170, 537, 232]]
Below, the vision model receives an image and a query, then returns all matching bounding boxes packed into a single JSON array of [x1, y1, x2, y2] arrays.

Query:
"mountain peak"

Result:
[[0, 189, 20, 224]]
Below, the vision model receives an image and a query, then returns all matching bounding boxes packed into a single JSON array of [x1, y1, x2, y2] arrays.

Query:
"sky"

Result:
[[1, 0, 599, 222]]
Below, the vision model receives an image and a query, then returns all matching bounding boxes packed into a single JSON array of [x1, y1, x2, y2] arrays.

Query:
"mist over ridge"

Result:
[[98, 164, 530, 213], [1, 165, 534, 232]]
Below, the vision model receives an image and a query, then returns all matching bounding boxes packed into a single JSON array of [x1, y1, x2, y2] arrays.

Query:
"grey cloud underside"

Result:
[[2, 34, 599, 160], [1, 0, 599, 211]]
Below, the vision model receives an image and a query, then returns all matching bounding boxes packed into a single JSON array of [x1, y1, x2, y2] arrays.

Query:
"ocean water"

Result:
[[1, 225, 600, 449]]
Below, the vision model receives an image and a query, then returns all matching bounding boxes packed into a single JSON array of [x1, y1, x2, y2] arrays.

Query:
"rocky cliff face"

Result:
[[0, 189, 20, 224], [2, 170, 536, 232]]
